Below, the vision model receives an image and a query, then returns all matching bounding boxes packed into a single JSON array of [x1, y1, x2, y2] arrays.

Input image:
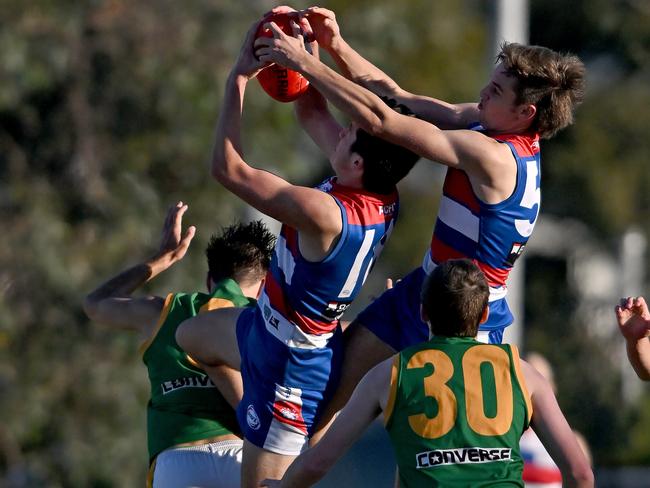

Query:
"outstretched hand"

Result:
[[300, 6, 341, 50], [616, 296, 650, 342], [269, 6, 340, 49], [155, 201, 196, 265], [233, 20, 270, 79], [254, 18, 310, 72]]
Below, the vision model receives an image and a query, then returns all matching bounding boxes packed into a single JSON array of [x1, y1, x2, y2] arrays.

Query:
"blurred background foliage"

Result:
[[0, 0, 648, 485]]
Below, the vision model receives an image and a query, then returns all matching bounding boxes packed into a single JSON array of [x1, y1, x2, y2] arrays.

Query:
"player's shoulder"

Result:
[[326, 180, 399, 227], [492, 132, 541, 158]]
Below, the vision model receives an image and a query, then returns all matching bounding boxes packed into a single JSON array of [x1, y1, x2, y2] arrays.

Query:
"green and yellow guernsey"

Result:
[[139, 278, 255, 462], [384, 336, 532, 487]]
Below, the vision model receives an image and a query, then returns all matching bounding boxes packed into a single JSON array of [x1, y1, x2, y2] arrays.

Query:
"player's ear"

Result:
[[352, 154, 364, 177], [519, 103, 536, 123], [479, 305, 489, 324]]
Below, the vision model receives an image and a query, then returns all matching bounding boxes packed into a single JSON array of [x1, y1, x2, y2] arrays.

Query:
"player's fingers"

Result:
[[615, 305, 623, 319], [173, 204, 188, 235], [615, 306, 631, 328], [180, 225, 196, 248], [256, 49, 274, 64], [634, 296, 650, 318], [290, 20, 303, 40], [254, 36, 275, 50], [267, 21, 285, 39], [307, 6, 336, 20], [270, 5, 297, 15], [173, 226, 195, 260], [386, 278, 394, 290], [176, 202, 188, 220]]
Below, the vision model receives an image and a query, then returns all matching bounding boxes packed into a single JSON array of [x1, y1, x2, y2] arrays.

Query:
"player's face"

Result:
[[477, 64, 522, 131]]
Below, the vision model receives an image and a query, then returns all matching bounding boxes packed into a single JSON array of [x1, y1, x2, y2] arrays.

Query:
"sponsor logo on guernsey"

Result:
[[160, 375, 214, 395], [505, 242, 527, 267], [415, 447, 512, 469], [278, 406, 298, 420], [323, 301, 351, 320], [246, 404, 261, 431], [378, 202, 396, 216]]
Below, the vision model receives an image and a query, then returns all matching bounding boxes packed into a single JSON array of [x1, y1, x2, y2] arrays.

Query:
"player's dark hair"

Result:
[[497, 42, 585, 139], [421, 259, 489, 338], [350, 98, 420, 194], [206, 220, 275, 287]]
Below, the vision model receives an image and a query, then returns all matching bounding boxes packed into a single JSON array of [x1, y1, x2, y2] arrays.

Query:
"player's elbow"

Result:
[[210, 157, 228, 183], [362, 105, 397, 139], [300, 456, 330, 483], [210, 152, 248, 190], [565, 462, 594, 488]]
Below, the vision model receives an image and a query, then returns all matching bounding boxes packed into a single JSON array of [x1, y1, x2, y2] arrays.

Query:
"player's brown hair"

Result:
[[421, 259, 489, 338], [498, 42, 585, 139], [206, 220, 275, 287], [351, 98, 420, 194]]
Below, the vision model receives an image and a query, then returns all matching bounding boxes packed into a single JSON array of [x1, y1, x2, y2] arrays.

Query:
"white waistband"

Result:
[[164, 440, 243, 454], [258, 293, 333, 350]]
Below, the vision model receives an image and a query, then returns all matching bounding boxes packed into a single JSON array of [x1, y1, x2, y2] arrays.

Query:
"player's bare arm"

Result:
[[294, 85, 342, 159], [292, 6, 478, 129], [261, 358, 392, 488], [522, 360, 594, 487], [254, 23, 516, 202], [83, 202, 196, 341], [213, 21, 341, 260], [615, 296, 650, 381]]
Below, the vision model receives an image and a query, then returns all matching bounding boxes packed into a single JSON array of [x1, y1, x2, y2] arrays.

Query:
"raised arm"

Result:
[[615, 296, 650, 381], [522, 361, 594, 488], [261, 358, 393, 488], [293, 63, 342, 158], [83, 202, 195, 340], [297, 6, 478, 129], [212, 21, 341, 239], [255, 25, 508, 190]]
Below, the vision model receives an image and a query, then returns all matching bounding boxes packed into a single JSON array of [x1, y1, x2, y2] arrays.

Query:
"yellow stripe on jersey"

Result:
[[146, 455, 157, 488], [510, 345, 533, 425], [383, 354, 400, 426], [186, 353, 201, 369], [200, 298, 235, 313], [139, 293, 174, 357], [185, 297, 235, 367]]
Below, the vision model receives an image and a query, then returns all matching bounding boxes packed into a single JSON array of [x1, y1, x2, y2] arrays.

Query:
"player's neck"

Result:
[[333, 174, 363, 189]]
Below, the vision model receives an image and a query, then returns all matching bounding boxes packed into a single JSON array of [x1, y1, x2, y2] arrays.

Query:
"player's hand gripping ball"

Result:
[[256, 13, 309, 102]]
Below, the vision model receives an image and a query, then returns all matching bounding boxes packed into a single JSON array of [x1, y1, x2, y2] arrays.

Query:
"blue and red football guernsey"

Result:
[[423, 128, 541, 330], [236, 177, 399, 454], [262, 177, 398, 335], [358, 127, 540, 350]]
